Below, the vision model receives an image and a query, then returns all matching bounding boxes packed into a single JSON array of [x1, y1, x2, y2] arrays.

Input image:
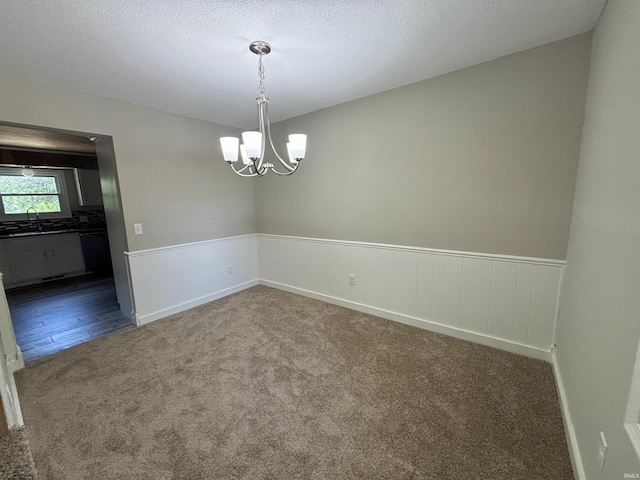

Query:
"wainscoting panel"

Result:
[[487, 261, 519, 341], [513, 263, 535, 345], [258, 234, 565, 360], [126, 234, 259, 325], [442, 255, 463, 328], [459, 257, 493, 334]]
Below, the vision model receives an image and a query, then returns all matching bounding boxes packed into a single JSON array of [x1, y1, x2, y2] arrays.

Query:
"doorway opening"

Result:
[[0, 122, 132, 363]]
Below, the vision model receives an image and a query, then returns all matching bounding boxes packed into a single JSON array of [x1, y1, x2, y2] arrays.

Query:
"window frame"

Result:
[[0, 167, 72, 221]]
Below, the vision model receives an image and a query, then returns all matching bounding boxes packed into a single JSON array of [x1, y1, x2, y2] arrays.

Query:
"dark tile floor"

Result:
[[6, 275, 133, 363]]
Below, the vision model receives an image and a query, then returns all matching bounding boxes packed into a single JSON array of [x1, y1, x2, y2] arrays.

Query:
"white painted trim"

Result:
[[0, 369, 23, 427], [135, 279, 259, 326], [0, 273, 23, 374], [0, 272, 23, 427], [624, 339, 640, 462], [124, 233, 256, 257], [124, 252, 137, 320], [550, 266, 567, 349], [260, 279, 551, 362], [551, 350, 586, 480], [6, 349, 23, 374], [257, 233, 566, 267]]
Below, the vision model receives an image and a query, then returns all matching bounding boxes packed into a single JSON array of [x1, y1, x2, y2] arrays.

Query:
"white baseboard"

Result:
[[135, 279, 259, 326], [551, 350, 586, 480], [260, 279, 551, 362]]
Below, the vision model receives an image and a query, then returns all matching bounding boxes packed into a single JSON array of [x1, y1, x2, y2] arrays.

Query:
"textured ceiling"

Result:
[[0, 0, 606, 129]]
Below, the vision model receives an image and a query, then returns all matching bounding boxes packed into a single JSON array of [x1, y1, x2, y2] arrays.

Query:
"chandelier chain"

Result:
[[258, 54, 266, 95]]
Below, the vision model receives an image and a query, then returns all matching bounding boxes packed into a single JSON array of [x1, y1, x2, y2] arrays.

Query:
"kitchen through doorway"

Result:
[[0, 123, 132, 363]]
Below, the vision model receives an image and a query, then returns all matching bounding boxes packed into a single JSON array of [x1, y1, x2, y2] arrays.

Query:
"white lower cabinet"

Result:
[[4, 233, 85, 286], [11, 244, 50, 280], [48, 240, 85, 276]]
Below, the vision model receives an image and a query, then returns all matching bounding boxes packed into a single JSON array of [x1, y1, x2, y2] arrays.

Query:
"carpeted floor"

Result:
[[15, 285, 573, 479], [0, 427, 37, 479]]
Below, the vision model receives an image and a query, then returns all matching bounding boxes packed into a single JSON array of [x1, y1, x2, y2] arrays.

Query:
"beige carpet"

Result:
[[0, 428, 37, 479], [16, 285, 573, 479]]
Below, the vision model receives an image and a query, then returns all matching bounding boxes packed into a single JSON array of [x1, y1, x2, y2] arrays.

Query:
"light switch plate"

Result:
[[134, 223, 143, 235]]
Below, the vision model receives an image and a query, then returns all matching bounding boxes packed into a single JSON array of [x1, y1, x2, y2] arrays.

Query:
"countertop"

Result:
[[0, 228, 107, 239]]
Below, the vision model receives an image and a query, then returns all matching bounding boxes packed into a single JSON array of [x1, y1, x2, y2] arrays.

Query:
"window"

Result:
[[0, 167, 71, 220]]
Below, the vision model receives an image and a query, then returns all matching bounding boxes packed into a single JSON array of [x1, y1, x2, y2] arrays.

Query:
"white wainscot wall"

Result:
[[124, 233, 564, 360], [126, 234, 259, 325], [258, 234, 565, 360]]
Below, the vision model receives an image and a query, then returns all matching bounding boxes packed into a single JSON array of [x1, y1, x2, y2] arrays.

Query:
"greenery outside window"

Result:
[[0, 167, 72, 221]]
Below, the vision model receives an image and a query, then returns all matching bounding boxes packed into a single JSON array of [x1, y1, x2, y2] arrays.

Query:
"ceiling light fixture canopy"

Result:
[[220, 41, 307, 177]]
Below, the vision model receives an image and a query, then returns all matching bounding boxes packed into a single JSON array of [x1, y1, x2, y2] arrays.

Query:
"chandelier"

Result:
[[220, 41, 307, 177]]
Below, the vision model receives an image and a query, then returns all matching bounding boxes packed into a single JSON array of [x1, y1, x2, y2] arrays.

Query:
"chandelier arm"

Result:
[[269, 164, 299, 176], [264, 109, 296, 172], [229, 162, 258, 177], [235, 163, 252, 174]]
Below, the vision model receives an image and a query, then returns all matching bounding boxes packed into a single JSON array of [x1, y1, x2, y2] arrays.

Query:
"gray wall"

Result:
[[256, 34, 592, 260], [555, 1, 640, 477], [0, 74, 255, 252], [0, 72, 255, 318]]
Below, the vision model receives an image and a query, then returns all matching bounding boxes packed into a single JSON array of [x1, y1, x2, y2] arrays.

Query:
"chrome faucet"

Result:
[[26, 207, 42, 232]]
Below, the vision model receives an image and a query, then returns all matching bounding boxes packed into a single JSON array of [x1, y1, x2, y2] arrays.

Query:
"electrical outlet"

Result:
[[349, 274, 356, 286], [597, 431, 608, 471], [134, 223, 143, 235], [227, 265, 233, 275]]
